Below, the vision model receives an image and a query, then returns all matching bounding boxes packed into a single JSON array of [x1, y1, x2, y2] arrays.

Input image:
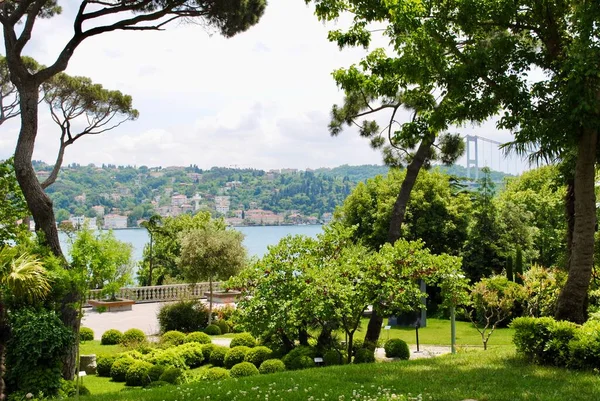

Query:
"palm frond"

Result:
[[1, 247, 51, 301]]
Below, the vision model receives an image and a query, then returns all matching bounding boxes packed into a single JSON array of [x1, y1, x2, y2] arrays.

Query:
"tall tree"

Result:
[[309, 0, 600, 324], [1, 1, 265, 378], [0, 247, 50, 401], [178, 223, 246, 325]]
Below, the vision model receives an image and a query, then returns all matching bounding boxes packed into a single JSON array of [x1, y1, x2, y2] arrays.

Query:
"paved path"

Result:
[[82, 302, 451, 358]]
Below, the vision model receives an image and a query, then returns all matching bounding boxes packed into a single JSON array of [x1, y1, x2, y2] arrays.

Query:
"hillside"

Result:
[[31, 161, 511, 228]]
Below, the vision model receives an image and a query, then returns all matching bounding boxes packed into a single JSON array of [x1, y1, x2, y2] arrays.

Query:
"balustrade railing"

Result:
[[86, 282, 223, 305]]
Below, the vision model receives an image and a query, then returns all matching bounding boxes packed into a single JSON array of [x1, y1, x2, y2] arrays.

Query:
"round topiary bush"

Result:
[[224, 346, 250, 369], [258, 359, 285, 374], [202, 367, 230, 381], [353, 348, 375, 364], [147, 364, 166, 383], [148, 348, 187, 369], [79, 327, 94, 342], [97, 355, 117, 377], [288, 355, 315, 370], [203, 324, 221, 336], [185, 331, 211, 344], [209, 345, 228, 367], [101, 329, 123, 345], [244, 346, 273, 367], [230, 362, 259, 378], [159, 367, 184, 385], [216, 320, 229, 335], [384, 339, 410, 360], [161, 330, 186, 346], [125, 361, 153, 386], [282, 346, 315, 370], [121, 329, 147, 346], [157, 300, 209, 333], [176, 343, 205, 368], [230, 332, 256, 348], [323, 349, 344, 366], [110, 357, 135, 382], [201, 343, 216, 361]]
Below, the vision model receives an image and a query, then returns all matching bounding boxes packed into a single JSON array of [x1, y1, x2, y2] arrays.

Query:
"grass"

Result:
[[337, 318, 514, 348], [80, 341, 126, 356], [79, 348, 600, 401]]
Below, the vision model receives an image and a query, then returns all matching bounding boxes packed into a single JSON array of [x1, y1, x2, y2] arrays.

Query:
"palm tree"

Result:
[[0, 246, 50, 401]]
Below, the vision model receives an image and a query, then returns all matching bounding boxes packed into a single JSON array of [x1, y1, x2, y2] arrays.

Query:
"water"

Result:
[[59, 225, 324, 262]]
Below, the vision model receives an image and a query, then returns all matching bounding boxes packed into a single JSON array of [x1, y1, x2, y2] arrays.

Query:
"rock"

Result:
[[80, 354, 97, 375]]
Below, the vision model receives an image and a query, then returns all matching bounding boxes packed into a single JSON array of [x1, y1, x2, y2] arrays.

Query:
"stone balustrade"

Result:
[[87, 282, 223, 305]]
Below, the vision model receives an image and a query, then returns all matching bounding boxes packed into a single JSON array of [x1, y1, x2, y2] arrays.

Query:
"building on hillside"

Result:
[[191, 193, 202, 211], [321, 212, 333, 224], [215, 196, 231, 214], [225, 180, 242, 188], [171, 194, 188, 207], [69, 215, 85, 228], [225, 217, 244, 226], [103, 214, 127, 229], [245, 209, 284, 225], [281, 168, 298, 174], [181, 204, 193, 214], [74, 193, 86, 203]]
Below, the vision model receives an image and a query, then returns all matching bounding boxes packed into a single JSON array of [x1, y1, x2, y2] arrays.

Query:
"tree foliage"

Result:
[[0, 159, 28, 245]]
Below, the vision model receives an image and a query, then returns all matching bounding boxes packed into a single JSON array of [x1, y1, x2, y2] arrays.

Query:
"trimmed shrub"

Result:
[[185, 331, 211, 344], [288, 355, 315, 370], [230, 332, 256, 348], [96, 355, 117, 377], [202, 367, 230, 381], [224, 346, 250, 369], [59, 379, 91, 397], [159, 367, 184, 385], [148, 348, 187, 369], [176, 343, 205, 368], [258, 359, 285, 374], [568, 320, 600, 370], [80, 327, 94, 342], [157, 300, 209, 333], [512, 317, 577, 366], [121, 350, 144, 361], [282, 346, 315, 370], [323, 350, 345, 366], [230, 362, 259, 378], [145, 380, 170, 388], [353, 348, 375, 364], [209, 345, 228, 367], [201, 343, 216, 361], [203, 324, 221, 335], [161, 330, 187, 346], [216, 320, 230, 335], [244, 346, 272, 367], [110, 357, 135, 382], [125, 361, 153, 386], [147, 364, 166, 382], [121, 329, 147, 346], [384, 339, 410, 360], [101, 329, 123, 345]]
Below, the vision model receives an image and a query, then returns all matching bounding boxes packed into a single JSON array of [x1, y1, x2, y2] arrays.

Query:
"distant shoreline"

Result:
[[58, 223, 325, 232]]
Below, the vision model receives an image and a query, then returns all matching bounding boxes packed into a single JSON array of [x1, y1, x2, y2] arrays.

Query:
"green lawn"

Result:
[[80, 349, 600, 401], [80, 341, 125, 356], [338, 318, 514, 348]]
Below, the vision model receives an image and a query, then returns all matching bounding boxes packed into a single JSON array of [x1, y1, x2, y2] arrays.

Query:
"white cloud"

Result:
[[0, 0, 522, 174]]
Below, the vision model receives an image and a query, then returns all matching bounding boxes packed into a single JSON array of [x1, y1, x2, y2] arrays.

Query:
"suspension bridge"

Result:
[[459, 134, 532, 179]]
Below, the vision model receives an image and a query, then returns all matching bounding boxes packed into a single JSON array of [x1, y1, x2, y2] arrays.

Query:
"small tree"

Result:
[[179, 224, 246, 325], [69, 227, 133, 301], [468, 275, 525, 350]]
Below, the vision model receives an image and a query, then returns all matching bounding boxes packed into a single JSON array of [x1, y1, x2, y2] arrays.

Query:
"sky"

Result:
[[0, 0, 524, 174]]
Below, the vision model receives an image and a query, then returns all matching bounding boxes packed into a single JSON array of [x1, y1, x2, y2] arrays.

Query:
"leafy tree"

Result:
[[0, 246, 50, 400], [139, 215, 163, 286], [138, 212, 215, 285], [308, 0, 600, 324], [462, 168, 503, 282], [69, 228, 133, 300], [178, 224, 246, 325], [0, 159, 28, 245], [468, 275, 525, 350]]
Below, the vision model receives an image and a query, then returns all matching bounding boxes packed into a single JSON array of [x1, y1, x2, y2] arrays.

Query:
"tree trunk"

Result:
[[346, 332, 354, 364], [208, 276, 213, 326], [60, 290, 80, 380], [13, 83, 63, 258], [555, 128, 597, 323], [298, 323, 309, 346], [364, 132, 435, 345], [565, 178, 575, 271]]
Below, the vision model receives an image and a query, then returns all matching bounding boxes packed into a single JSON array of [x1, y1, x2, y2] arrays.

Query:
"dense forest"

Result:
[[31, 161, 510, 226]]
